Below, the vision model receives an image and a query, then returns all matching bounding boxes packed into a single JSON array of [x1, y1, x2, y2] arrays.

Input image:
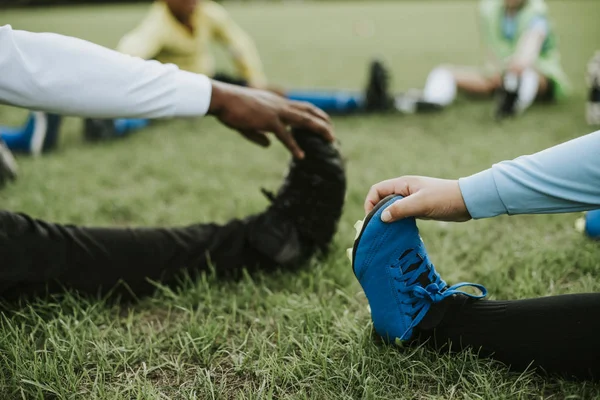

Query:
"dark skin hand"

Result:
[[208, 80, 334, 159]]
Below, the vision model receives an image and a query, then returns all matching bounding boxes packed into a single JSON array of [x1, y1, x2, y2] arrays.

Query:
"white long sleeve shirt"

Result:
[[0, 25, 212, 118]]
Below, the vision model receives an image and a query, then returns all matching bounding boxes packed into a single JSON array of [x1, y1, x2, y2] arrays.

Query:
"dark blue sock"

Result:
[[287, 90, 364, 113], [113, 118, 149, 136], [0, 113, 36, 152]]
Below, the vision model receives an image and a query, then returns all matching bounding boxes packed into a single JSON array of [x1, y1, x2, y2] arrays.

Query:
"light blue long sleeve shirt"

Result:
[[458, 130, 600, 219]]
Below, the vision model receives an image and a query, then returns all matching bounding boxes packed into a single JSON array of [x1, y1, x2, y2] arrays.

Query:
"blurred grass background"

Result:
[[1, 1, 600, 398]]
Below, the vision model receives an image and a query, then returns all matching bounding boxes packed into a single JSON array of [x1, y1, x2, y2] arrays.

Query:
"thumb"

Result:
[[380, 194, 428, 223]]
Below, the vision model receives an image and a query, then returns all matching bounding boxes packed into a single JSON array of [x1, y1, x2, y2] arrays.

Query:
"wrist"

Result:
[[207, 80, 227, 116], [458, 169, 507, 219], [452, 180, 472, 220]]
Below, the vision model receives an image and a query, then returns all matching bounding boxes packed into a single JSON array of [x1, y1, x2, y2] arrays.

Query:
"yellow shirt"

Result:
[[117, 1, 267, 86]]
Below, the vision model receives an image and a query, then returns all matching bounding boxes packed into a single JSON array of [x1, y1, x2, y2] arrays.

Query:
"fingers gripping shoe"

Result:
[[351, 195, 486, 342], [256, 129, 346, 264]]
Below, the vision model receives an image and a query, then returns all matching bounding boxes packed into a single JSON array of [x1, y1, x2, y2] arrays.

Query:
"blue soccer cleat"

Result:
[[0, 112, 62, 156], [351, 195, 487, 343]]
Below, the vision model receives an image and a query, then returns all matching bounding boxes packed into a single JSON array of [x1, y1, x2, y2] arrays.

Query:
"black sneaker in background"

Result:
[[495, 73, 519, 120], [83, 118, 117, 142], [364, 60, 395, 112], [587, 51, 600, 126], [41, 113, 63, 153]]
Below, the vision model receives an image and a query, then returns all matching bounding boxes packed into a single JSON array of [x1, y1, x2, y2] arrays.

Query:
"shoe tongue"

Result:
[[416, 296, 450, 330], [404, 253, 433, 288], [417, 271, 432, 288]]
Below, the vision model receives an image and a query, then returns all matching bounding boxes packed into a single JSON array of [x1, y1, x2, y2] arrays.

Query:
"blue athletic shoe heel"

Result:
[[24, 112, 61, 155], [0, 112, 61, 155], [351, 195, 487, 343], [575, 210, 600, 239]]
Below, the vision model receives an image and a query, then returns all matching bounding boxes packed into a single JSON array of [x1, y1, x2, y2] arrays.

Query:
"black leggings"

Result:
[[419, 293, 600, 381], [0, 210, 274, 299], [3, 210, 598, 380]]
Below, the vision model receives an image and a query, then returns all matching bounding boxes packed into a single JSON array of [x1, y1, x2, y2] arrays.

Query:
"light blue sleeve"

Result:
[[458, 130, 600, 219]]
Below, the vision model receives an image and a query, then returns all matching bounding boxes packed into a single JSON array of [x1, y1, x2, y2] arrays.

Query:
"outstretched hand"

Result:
[[208, 80, 334, 159], [364, 176, 472, 223]]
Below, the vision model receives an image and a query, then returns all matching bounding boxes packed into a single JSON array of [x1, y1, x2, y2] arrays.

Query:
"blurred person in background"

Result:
[[0, 0, 391, 152], [571, 52, 600, 240], [395, 0, 571, 119], [0, 25, 346, 299]]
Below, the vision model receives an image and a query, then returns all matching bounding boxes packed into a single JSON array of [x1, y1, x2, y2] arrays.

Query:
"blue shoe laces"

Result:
[[394, 248, 487, 338]]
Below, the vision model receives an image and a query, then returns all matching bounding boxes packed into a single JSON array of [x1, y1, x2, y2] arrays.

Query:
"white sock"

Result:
[[503, 72, 519, 92], [515, 68, 540, 113], [423, 67, 456, 106]]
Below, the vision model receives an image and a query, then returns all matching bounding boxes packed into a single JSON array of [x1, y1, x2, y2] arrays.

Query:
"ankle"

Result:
[[417, 294, 469, 331]]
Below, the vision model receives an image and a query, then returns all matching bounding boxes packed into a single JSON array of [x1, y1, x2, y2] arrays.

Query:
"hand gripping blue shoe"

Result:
[[351, 195, 487, 343]]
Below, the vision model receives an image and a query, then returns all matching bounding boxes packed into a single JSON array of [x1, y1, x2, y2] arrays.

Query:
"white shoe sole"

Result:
[[0, 140, 18, 180], [30, 111, 48, 156]]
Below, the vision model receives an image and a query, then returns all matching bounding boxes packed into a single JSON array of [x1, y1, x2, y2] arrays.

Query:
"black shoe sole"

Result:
[[84, 118, 117, 142]]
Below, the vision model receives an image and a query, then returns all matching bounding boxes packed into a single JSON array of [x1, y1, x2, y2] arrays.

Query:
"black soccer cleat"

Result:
[[495, 73, 520, 120], [0, 138, 18, 189], [364, 60, 395, 112], [249, 129, 347, 266], [588, 81, 600, 126], [393, 90, 444, 114], [587, 52, 600, 126], [83, 118, 118, 142], [42, 113, 63, 153]]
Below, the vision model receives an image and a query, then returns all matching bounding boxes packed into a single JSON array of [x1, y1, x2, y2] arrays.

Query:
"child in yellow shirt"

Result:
[[82, 0, 274, 140], [117, 0, 267, 88], [84, 0, 391, 140], [1, 0, 392, 148]]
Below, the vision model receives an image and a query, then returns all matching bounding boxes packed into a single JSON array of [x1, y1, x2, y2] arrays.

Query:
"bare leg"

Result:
[[449, 66, 501, 97], [422, 65, 500, 106]]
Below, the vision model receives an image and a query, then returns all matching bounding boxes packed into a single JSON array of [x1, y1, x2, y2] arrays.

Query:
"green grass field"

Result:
[[2, 1, 600, 398]]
